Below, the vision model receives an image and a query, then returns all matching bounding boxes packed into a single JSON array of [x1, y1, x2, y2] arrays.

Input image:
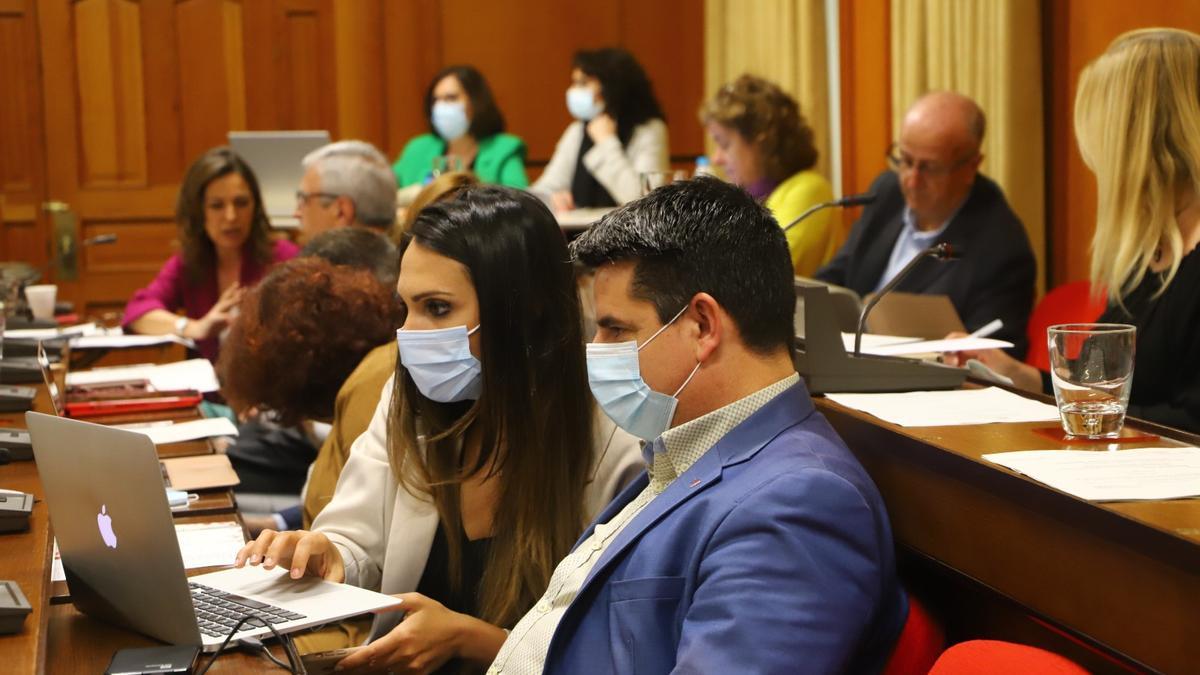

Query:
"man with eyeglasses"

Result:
[[295, 140, 398, 241], [816, 91, 1035, 356]]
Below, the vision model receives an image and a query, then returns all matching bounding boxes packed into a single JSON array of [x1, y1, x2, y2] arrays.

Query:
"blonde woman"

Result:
[[951, 28, 1200, 434]]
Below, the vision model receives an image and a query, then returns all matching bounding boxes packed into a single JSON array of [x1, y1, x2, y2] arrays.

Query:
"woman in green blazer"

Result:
[[393, 65, 528, 188]]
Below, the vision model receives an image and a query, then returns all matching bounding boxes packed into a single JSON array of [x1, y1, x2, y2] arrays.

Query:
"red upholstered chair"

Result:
[[1024, 281, 1108, 372], [928, 640, 1090, 674], [882, 593, 945, 675]]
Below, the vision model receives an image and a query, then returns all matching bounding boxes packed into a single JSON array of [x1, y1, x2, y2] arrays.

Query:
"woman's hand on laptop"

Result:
[[334, 592, 508, 674], [233, 529, 345, 583]]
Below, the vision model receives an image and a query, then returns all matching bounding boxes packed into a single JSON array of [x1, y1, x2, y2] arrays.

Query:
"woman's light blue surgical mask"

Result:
[[586, 306, 700, 442], [396, 324, 482, 403], [566, 86, 605, 122], [431, 101, 470, 142]]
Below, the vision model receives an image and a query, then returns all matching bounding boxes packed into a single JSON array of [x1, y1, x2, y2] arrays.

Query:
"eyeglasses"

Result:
[[886, 143, 977, 178], [295, 190, 339, 206]]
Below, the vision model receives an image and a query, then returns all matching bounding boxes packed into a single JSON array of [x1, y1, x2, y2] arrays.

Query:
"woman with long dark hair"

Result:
[[393, 65, 528, 188], [236, 186, 641, 673], [123, 147, 299, 361], [531, 47, 668, 210]]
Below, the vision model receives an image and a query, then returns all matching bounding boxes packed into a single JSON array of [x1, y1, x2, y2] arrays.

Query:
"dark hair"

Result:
[[425, 65, 506, 141], [701, 74, 819, 181], [389, 185, 593, 628], [571, 176, 794, 354], [176, 147, 273, 281], [300, 227, 400, 289], [573, 48, 665, 146], [217, 257, 404, 425]]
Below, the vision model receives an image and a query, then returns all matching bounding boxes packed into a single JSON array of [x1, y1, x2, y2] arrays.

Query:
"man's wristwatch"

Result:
[[174, 316, 190, 336]]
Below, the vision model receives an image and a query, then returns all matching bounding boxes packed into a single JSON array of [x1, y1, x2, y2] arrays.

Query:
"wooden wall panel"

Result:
[[73, 0, 148, 187], [838, 0, 891, 201], [0, 0, 47, 266], [177, 0, 247, 160], [23, 0, 704, 315], [1045, 1, 1200, 286]]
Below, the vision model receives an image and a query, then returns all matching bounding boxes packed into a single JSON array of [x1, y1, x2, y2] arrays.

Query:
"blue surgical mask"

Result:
[[396, 324, 482, 403], [566, 86, 605, 122], [431, 101, 470, 141], [586, 306, 700, 442]]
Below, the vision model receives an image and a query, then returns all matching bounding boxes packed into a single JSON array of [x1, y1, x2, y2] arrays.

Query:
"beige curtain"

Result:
[[891, 0, 1045, 291], [705, 0, 831, 180]]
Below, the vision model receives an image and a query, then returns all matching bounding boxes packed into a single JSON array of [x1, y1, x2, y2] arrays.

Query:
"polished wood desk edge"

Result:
[[814, 397, 1200, 571]]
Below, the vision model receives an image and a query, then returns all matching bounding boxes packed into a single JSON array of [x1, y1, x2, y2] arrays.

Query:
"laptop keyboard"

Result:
[[188, 582, 307, 638]]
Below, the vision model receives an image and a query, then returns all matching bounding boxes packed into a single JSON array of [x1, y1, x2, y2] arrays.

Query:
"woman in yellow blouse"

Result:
[[702, 75, 835, 276]]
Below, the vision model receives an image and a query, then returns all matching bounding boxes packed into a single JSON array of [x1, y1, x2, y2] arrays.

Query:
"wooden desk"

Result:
[[816, 393, 1200, 674], [0, 388, 56, 674]]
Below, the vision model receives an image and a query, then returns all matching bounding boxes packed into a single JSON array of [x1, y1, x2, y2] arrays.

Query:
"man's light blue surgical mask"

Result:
[[586, 306, 700, 442], [432, 101, 470, 142], [566, 86, 605, 122], [396, 324, 482, 403]]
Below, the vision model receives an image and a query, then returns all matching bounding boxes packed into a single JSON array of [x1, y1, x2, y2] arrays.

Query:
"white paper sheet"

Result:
[[983, 446, 1200, 501], [824, 387, 1060, 426], [4, 323, 99, 340], [52, 521, 245, 582], [65, 358, 219, 393], [556, 207, 615, 230], [113, 417, 239, 444], [839, 332, 1013, 356], [71, 333, 195, 349]]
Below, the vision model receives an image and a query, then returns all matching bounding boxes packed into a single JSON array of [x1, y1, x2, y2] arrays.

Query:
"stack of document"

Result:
[[65, 359, 220, 393], [824, 387, 1060, 426], [984, 447, 1200, 501], [112, 418, 239, 444], [2, 323, 194, 349], [840, 332, 1013, 356]]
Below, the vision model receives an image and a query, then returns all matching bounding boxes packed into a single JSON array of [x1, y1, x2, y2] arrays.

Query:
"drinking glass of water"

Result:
[[1047, 323, 1136, 439]]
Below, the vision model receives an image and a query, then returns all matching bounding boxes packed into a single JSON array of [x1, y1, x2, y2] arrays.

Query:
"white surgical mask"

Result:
[[566, 86, 605, 122], [396, 324, 482, 402], [431, 101, 470, 142], [585, 306, 700, 441]]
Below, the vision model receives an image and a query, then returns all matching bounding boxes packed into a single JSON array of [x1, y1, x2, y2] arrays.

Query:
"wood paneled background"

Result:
[[1, 0, 704, 316], [6, 0, 1200, 316]]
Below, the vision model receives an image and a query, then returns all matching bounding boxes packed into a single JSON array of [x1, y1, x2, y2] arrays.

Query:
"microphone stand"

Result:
[[854, 242, 960, 356], [782, 193, 876, 233]]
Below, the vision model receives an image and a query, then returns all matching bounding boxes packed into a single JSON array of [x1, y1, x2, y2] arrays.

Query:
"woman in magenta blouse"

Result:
[[123, 147, 299, 361]]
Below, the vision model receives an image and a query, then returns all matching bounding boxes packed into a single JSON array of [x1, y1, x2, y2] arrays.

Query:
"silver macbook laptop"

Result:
[[27, 411, 400, 651], [227, 130, 331, 229]]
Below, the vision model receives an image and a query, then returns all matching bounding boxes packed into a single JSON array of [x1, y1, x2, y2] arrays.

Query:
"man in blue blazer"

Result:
[[488, 177, 907, 674]]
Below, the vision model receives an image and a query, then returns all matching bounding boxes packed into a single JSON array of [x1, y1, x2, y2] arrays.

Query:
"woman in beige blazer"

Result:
[[531, 47, 669, 211], [237, 186, 641, 674]]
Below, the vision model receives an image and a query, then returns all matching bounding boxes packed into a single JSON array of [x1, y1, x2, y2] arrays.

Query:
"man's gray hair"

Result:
[[302, 140, 397, 228]]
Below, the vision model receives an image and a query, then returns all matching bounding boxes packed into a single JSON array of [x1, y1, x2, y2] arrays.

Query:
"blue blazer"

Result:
[[542, 382, 907, 674]]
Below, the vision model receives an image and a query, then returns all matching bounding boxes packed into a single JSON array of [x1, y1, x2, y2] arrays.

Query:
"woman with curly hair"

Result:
[[532, 47, 669, 210], [123, 147, 299, 360], [702, 74, 834, 275], [218, 235, 404, 521]]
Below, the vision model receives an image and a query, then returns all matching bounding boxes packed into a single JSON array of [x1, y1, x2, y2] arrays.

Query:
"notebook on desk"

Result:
[[37, 342, 202, 418], [26, 412, 401, 652]]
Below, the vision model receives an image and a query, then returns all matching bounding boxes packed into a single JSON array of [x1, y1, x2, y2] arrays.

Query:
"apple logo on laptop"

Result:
[[97, 504, 117, 548]]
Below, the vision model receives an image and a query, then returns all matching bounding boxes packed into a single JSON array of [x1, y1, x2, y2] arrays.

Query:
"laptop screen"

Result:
[[227, 130, 331, 227], [37, 341, 63, 416]]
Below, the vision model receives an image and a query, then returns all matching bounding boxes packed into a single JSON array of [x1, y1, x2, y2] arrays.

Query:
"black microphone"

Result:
[[83, 234, 117, 246], [781, 192, 876, 233], [853, 242, 962, 356]]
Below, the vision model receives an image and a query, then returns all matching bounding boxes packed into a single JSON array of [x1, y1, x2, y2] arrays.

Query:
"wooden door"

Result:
[[34, 0, 257, 317]]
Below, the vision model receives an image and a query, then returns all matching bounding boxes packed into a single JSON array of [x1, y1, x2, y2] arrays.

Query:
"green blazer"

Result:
[[392, 132, 529, 188]]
